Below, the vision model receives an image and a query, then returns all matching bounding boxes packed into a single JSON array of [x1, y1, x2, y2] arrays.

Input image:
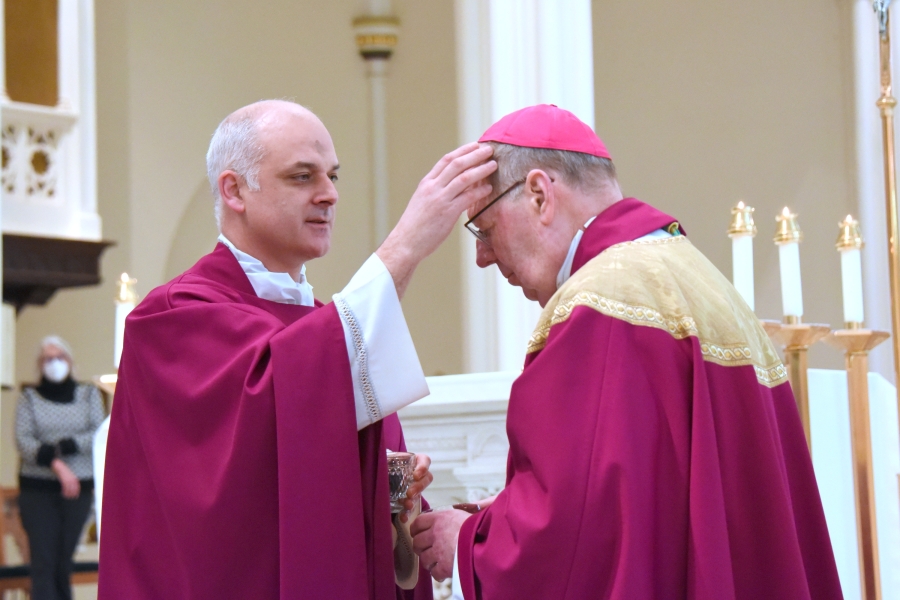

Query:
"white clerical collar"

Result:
[[218, 234, 315, 306], [555, 219, 674, 289], [556, 216, 597, 289]]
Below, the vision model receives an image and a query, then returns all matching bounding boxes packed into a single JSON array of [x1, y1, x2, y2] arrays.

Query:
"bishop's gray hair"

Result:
[[485, 142, 617, 197], [206, 115, 266, 230]]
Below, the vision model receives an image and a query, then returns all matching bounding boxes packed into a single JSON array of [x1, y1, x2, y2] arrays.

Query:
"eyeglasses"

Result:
[[464, 179, 525, 245]]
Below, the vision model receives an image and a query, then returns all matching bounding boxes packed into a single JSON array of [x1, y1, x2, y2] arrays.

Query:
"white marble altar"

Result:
[[398, 371, 515, 509]]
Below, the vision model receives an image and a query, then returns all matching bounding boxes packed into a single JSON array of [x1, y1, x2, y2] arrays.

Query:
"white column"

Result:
[[77, 0, 100, 238], [456, 0, 498, 373], [354, 4, 398, 249], [854, 0, 900, 383], [456, 0, 595, 372], [57, 0, 100, 240], [58, 0, 81, 239], [58, 0, 79, 111]]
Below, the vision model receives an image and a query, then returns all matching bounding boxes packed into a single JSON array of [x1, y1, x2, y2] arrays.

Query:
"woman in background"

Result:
[[15, 336, 105, 600]]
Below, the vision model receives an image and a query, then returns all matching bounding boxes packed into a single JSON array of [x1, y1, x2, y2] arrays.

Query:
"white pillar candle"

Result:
[[114, 273, 139, 369], [836, 215, 865, 326], [114, 301, 134, 369], [728, 201, 757, 311], [731, 235, 755, 311], [778, 242, 804, 319], [840, 248, 865, 324], [775, 207, 803, 320]]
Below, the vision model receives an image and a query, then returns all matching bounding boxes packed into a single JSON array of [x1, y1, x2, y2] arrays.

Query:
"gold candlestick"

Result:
[[837, 214, 865, 252], [825, 327, 889, 600], [774, 207, 802, 245], [874, 1, 900, 538], [728, 201, 756, 237], [115, 272, 139, 305], [876, 0, 900, 395], [761, 320, 831, 449]]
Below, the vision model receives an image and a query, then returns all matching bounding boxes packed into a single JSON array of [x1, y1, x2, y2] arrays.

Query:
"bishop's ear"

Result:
[[218, 171, 246, 214], [525, 169, 555, 225]]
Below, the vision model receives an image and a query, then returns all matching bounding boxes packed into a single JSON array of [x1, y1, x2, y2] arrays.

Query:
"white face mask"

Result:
[[42, 358, 70, 383]]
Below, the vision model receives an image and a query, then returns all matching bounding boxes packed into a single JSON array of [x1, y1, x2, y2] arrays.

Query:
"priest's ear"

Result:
[[218, 170, 246, 215], [524, 168, 555, 225]]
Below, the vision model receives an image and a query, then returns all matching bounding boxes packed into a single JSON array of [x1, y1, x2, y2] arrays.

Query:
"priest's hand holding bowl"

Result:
[[392, 452, 433, 523]]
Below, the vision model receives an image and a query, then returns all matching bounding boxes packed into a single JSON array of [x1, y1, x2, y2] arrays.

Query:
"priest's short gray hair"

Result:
[[485, 142, 617, 197], [206, 115, 266, 230]]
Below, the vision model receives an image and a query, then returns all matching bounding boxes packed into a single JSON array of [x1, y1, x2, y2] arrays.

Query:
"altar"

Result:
[[398, 371, 516, 509]]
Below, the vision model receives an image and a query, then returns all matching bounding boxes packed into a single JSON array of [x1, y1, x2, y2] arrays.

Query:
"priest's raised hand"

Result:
[[377, 141, 495, 298], [98, 99, 493, 600]]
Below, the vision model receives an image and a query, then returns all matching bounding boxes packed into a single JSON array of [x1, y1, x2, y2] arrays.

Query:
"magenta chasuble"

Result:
[[457, 199, 842, 599], [98, 243, 433, 600]]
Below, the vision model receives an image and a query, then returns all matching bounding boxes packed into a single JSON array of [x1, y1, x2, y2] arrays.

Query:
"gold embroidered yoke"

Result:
[[528, 236, 788, 387]]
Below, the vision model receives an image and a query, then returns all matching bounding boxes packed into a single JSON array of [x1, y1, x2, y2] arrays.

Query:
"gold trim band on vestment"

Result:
[[528, 234, 788, 391], [527, 291, 787, 387]]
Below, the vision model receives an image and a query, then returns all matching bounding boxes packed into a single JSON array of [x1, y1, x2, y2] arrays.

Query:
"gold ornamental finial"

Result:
[[728, 201, 757, 237], [836, 214, 864, 251], [352, 16, 400, 60], [115, 272, 139, 304], [774, 207, 802, 245]]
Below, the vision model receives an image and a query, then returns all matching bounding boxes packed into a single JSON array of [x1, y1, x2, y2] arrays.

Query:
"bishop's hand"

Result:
[[410, 508, 470, 582]]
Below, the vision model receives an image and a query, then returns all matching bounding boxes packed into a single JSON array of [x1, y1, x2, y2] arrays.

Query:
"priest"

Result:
[[98, 100, 496, 599], [410, 104, 843, 599]]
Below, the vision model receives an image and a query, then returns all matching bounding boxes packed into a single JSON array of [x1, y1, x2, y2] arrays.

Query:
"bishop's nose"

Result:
[[475, 240, 496, 269]]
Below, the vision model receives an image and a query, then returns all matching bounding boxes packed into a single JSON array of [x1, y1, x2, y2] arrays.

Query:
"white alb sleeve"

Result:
[[450, 545, 464, 599], [333, 253, 429, 431]]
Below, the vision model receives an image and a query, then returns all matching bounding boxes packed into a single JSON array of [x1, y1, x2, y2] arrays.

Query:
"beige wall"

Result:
[[2, 0, 866, 486], [592, 0, 855, 370], [124, 0, 372, 293], [158, 0, 462, 376], [2, 0, 462, 483], [386, 0, 462, 376], [123, 0, 462, 374]]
